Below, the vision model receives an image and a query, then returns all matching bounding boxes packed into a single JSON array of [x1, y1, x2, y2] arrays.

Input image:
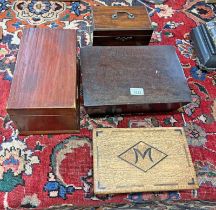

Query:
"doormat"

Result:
[[93, 128, 198, 194]]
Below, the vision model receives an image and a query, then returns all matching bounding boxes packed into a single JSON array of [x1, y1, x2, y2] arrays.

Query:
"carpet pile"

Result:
[[0, 0, 216, 209]]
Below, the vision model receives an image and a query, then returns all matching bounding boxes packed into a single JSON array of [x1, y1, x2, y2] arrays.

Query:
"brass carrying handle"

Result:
[[112, 11, 135, 20]]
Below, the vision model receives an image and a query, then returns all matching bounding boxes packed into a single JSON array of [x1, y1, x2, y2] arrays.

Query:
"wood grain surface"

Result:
[[93, 6, 153, 46], [81, 46, 192, 115], [93, 127, 198, 194], [7, 28, 79, 134], [8, 28, 77, 113], [93, 6, 152, 31]]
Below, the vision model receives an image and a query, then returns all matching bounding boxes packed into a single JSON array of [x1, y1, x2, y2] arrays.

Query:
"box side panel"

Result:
[[9, 114, 80, 135]]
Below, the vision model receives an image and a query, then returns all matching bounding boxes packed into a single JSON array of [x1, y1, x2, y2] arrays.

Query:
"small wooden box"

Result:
[[81, 46, 191, 115], [93, 6, 153, 46], [93, 128, 198, 194], [7, 28, 80, 135]]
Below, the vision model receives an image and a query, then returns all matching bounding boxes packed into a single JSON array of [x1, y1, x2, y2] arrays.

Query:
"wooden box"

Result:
[[93, 6, 153, 46], [93, 128, 198, 194], [7, 28, 80, 135], [190, 22, 216, 71], [81, 46, 191, 115]]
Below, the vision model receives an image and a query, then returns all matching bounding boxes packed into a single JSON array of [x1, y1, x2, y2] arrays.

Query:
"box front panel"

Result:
[[85, 102, 187, 116], [93, 35, 152, 46], [10, 114, 79, 135]]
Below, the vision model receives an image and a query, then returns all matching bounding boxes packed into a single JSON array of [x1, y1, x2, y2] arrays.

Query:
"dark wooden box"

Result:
[[7, 28, 80, 135], [81, 46, 191, 115], [93, 6, 153, 46], [190, 22, 216, 71]]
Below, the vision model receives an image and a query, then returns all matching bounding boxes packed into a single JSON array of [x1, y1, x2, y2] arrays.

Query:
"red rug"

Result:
[[0, 0, 216, 209]]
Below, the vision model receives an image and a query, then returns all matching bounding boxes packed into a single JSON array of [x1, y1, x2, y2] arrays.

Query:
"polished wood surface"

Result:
[[81, 46, 192, 115], [8, 28, 77, 113], [93, 6, 153, 46], [93, 6, 152, 30], [7, 28, 79, 134]]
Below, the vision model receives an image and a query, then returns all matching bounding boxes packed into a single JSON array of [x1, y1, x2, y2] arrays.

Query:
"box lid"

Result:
[[81, 46, 191, 108], [7, 28, 78, 116], [93, 6, 152, 36]]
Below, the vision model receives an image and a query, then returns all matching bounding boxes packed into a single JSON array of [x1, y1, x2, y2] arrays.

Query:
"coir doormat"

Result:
[[93, 128, 198, 194]]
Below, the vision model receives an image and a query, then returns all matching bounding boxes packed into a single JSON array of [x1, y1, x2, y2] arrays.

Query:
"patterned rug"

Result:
[[0, 0, 216, 209]]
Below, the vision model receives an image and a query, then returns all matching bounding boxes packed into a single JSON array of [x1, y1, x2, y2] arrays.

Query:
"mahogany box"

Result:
[[7, 28, 80, 135], [81, 46, 191, 115], [93, 6, 153, 46]]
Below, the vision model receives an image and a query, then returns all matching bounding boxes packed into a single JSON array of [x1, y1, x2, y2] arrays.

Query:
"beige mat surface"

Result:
[[93, 127, 198, 194], [205, 0, 216, 3]]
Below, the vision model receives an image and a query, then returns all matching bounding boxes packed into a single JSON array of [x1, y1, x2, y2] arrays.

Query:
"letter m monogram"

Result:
[[118, 141, 167, 172], [133, 147, 154, 164]]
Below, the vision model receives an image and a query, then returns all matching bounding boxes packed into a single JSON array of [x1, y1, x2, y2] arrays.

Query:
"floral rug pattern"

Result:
[[0, 0, 216, 209]]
